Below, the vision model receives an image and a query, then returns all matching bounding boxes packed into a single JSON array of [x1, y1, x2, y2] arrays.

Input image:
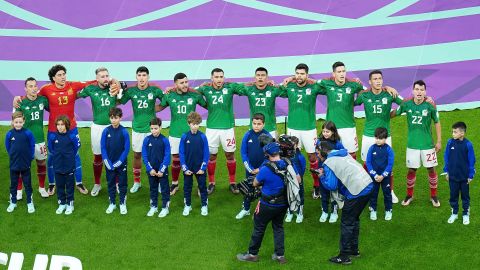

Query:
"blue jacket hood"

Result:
[[327, 149, 348, 158]]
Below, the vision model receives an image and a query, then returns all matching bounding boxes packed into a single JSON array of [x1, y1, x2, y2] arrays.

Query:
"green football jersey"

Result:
[[355, 90, 403, 137], [196, 82, 244, 129], [317, 78, 364, 129], [119, 86, 163, 133], [161, 91, 206, 138], [279, 82, 322, 130], [396, 99, 439, 150], [16, 95, 49, 143], [238, 84, 281, 132], [77, 85, 117, 125]]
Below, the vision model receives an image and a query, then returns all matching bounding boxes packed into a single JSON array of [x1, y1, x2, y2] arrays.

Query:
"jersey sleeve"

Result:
[[229, 82, 247, 95], [179, 134, 188, 172], [160, 137, 171, 173], [255, 167, 267, 185], [77, 86, 90, 98], [277, 85, 288, 98], [320, 165, 338, 191], [365, 145, 376, 176], [430, 103, 440, 123], [467, 140, 476, 179], [69, 132, 80, 154], [47, 133, 56, 154], [196, 93, 207, 108], [118, 128, 130, 164], [154, 86, 164, 100], [5, 130, 12, 153], [118, 88, 131, 104], [394, 95, 403, 105], [315, 80, 328, 95], [100, 128, 112, 170], [240, 132, 254, 173], [142, 136, 152, 172], [200, 133, 209, 171], [26, 130, 35, 159], [395, 102, 406, 115], [70, 80, 96, 92], [354, 92, 364, 106], [298, 153, 307, 176], [443, 139, 452, 173], [160, 94, 169, 107], [381, 146, 394, 177]]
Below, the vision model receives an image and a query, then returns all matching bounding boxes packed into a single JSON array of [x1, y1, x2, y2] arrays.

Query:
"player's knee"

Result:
[[225, 152, 235, 160], [133, 152, 142, 159]]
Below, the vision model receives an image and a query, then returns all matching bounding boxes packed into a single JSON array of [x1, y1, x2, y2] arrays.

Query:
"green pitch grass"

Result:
[[1, 109, 480, 269]]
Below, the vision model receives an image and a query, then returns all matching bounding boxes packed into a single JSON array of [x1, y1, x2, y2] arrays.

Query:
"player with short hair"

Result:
[[395, 80, 441, 207], [354, 70, 403, 203], [77, 67, 118, 196], [14, 77, 50, 199], [118, 66, 164, 193], [160, 73, 206, 196]]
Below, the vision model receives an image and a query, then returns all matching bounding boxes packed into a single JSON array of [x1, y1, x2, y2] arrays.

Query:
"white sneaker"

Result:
[[285, 212, 294, 223], [158, 208, 169, 218], [385, 210, 392, 221], [106, 204, 117, 214], [38, 188, 49, 198], [329, 212, 339, 223], [201, 206, 208, 216], [129, 182, 141, 193], [16, 190, 23, 201], [27, 203, 35, 214], [391, 190, 399, 204], [296, 214, 304, 223], [447, 214, 458, 224], [146, 207, 158, 217], [65, 205, 74, 215], [183, 205, 192, 216], [56, 204, 66, 214], [236, 209, 250, 220], [120, 204, 127, 215], [6, 203, 17, 213], [370, 210, 377, 221], [319, 211, 328, 223], [463, 215, 470, 225], [91, 184, 102, 197]]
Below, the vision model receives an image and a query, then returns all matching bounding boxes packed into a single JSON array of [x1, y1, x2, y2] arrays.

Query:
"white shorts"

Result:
[[361, 135, 392, 162], [406, 148, 438, 169], [338, 127, 358, 153], [34, 142, 48, 161], [206, 128, 236, 154], [269, 130, 277, 140], [287, 128, 317, 154], [132, 131, 150, 153], [169, 136, 181, 155], [90, 123, 109, 155]]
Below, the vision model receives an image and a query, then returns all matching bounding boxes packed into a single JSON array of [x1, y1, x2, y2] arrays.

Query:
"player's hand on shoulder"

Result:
[[13, 96, 22, 108]]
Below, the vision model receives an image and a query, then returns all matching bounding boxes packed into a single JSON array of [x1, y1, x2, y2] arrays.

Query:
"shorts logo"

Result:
[[148, 93, 153, 100], [422, 109, 428, 116], [306, 88, 311, 95], [382, 97, 388, 104], [187, 98, 193, 105], [346, 87, 351, 94], [266, 91, 271, 97], [222, 88, 228, 94]]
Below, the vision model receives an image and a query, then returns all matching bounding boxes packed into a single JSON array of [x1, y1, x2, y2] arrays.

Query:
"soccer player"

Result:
[[77, 67, 118, 196], [118, 66, 164, 193], [278, 63, 323, 199], [195, 68, 245, 195], [179, 112, 209, 216], [395, 80, 441, 207], [160, 73, 206, 195], [354, 70, 403, 203], [238, 67, 282, 138], [101, 107, 130, 215], [5, 112, 35, 213], [15, 77, 49, 198], [13, 65, 106, 196]]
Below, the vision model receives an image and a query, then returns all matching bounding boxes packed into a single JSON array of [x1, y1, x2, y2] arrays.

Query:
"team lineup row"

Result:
[[6, 62, 472, 223]]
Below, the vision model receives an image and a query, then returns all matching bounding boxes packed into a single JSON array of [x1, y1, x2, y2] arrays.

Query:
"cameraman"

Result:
[[237, 142, 299, 264]]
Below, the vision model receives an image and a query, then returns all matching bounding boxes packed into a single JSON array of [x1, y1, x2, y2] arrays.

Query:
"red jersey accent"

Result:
[[39, 81, 96, 131]]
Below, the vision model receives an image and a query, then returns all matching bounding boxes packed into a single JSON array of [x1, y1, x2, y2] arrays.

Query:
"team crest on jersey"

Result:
[[345, 87, 351, 94], [39, 104, 44, 110], [422, 109, 428, 116], [222, 88, 228, 94], [382, 98, 388, 104], [306, 88, 311, 95], [148, 93, 153, 100], [68, 89, 73, 95], [187, 98, 193, 105], [266, 91, 271, 97]]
